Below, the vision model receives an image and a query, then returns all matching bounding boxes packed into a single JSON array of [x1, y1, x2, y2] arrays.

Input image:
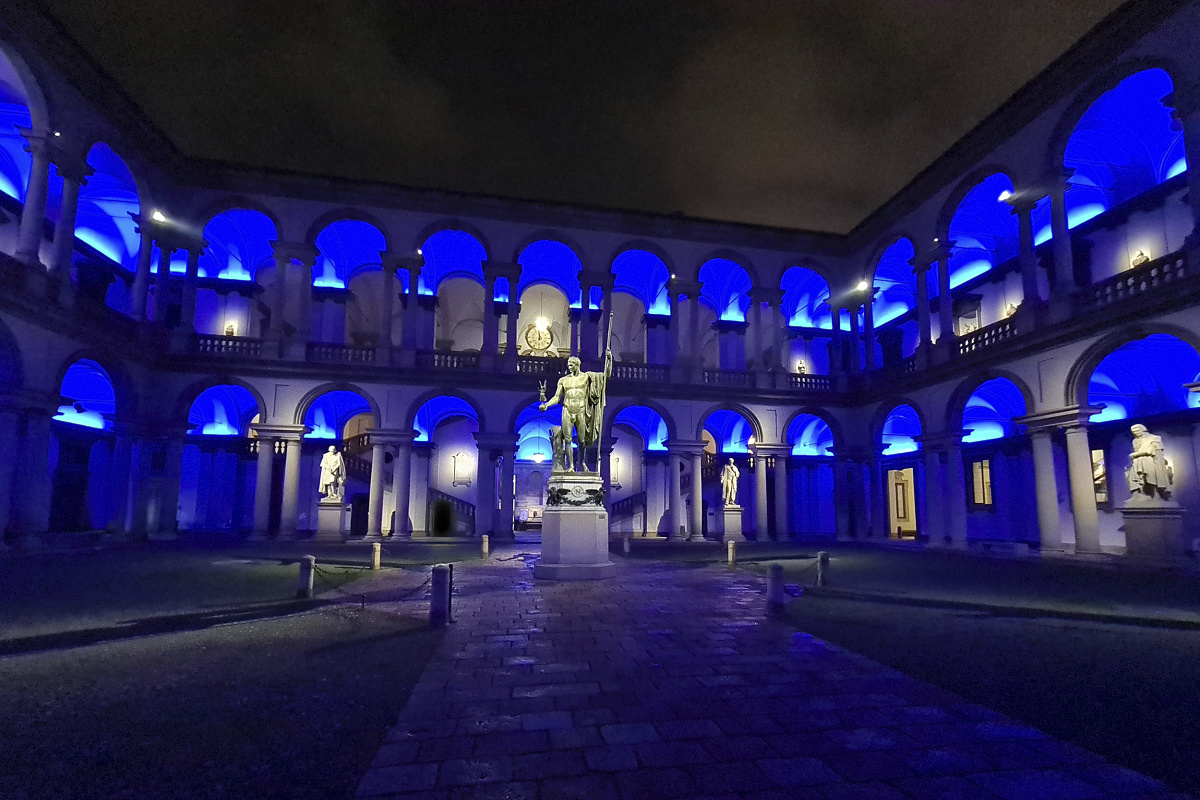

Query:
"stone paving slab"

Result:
[[355, 554, 1192, 799]]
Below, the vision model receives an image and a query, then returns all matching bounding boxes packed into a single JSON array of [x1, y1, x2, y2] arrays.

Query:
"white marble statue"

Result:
[[538, 347, 613, 473], [319, 445, 347, 501], [721, 458, 740, 506], [1125, 423, 1173, 503]]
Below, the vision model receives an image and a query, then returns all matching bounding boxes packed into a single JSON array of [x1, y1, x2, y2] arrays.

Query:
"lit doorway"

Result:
[[888, 468, 918, 539]]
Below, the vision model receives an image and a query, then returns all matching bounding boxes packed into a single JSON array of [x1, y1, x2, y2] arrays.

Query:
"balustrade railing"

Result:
[[610, 491, 647, 527], [703, 369, 751, 388], [1080, 251, 1190, 311], [612, 363, 669, 382], [195, 335, 262, 357], [427, 487, 476, 535], [957, 318, 1017, 357], [787, 373, 831, 391], [416, 350, 480, 370], [307, 343, 376, 363], [517, 355, 567, 375]]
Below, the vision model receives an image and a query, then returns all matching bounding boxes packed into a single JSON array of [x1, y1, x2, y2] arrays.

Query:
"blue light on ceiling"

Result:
[[413, 395, 479, 442], [612, 250, 671, 315], [199, 209, 278, 281], [948, 173, 1018, 289], [1087, 333, 1200, 422], [188, 384, 259, 436], [303, 390, 372, 439], [54, 358, 115, 430], [699, 258, 752, 323], [871, 239, 916, 326], [613, 405, 668, 451], [71, 143, 141, 269], [1064, 68, 1186, 228], [780, 266, 831, 328], [420, 229, 486, 295], [703, 409, 754, 453], [881, 404, 922, 454], [518, 240, 582, 306], [314, 219, 386, 288], [515, 401, 564, 462], [962, 378, 1027, 442], [786, 414, 834, 456], [0, 102, 32, 201]]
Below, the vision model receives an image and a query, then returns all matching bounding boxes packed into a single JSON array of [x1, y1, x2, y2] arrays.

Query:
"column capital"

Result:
[[749, 287, 784, 305], [750, 442, 790, 455], [665, 439, 707, 456], [914, 431, 966, 451], [910, 239, 955, 272], [53, 155, 94, 185], [669, 278, 702, 298], [17, 126, 55, 158], [250, 423, 309, 441], [1014, 405, 1101, 432], [578, 269, 614, 291], [384, 254, 424, 274], [1004, 192, 1040, 215], [472, 431, 519, 449], [482, 260, 522, 281], [366, 428, 417, 447], [270, 240, 319, 267]]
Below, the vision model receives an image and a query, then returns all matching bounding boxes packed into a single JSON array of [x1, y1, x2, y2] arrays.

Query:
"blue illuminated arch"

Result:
[[1087, 333, 1200, 423], [187, 384, 259, 436], [515, 401, 562, 463], [54, 358, 115, 430], [780, 266, 831, 328], [702, 409, 755, 454], [612, 250, 670, 316], [518, 240, 583, 306], [871, 239, 916, 326], [961, 378, 1028, 442], [1064, 69, 1185, 229], [413, 395, 480, 442], [612, 405, 668, 452], [786, 414, 834, 456], [947, 174, 1018, 288], [72, 143, 141, 269], [314, 219, 386, 288], [303, 390, 372, 440], [699, 258, 751, 323], [420, 229, 486, 296], [0, 100, 31, 202], [880, 404, 922, 455], [197, 209, 278, 281]]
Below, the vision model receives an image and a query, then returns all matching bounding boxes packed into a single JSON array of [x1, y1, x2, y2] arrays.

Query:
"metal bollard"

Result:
[[727, 540, 736, 565], [371, 542, 381, 571], [816, 551, 830, 587], [766, 563, 785, 615], [297, 555, 316, 598], [430, 564, 450, 628], [623, 535, 631, 555], [481, 534, 490, 558]]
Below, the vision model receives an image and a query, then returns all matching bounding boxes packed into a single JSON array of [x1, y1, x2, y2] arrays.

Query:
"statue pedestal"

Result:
[[316, 498, 347, 542], [1120, 502, 1187, 564], [534, 472, 616, 580], [721, 505, 745, 543]]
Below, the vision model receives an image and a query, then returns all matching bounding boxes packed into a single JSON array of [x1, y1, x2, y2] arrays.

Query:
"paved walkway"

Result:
[[356, 553, 1187, 799]]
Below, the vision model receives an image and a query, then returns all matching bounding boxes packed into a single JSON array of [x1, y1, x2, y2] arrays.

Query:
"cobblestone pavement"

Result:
[[356, 553, 1189, 799]]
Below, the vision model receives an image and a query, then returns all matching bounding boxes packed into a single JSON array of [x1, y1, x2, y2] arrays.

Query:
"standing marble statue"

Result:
[[539, 325, 613, 473], [319, 445, 347, 500], [721, 458, 740, 506], [1126, 423, 1173, 503]]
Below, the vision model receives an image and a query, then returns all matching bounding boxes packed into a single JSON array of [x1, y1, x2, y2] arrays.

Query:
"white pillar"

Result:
[[921, 447, 944, 545], [367, 440, 386, 539], [1047, 171, 1075, 299], [943, 438, 968, 547], [251, 436, 276, 539], [279, 436, 303, 538], [689, 451, 704, 541], [773, 453, 788, 539], [936, 245, 954, 348], [14, 130, 52, 267], [1009, 195, 1041, 309], [14, 411, 54, 536], [106, 424, 134, 534], [754, 447, 769, 538], [0, 408, 21, 536], [179, 245, 203, 333], [498, 443, 516, 539], [504, 300, 521, 370], [668, 451, 684, 540], [390, 436, 413, 538], [48, 161, 90, 292], [473, 437, 496, 537], [130, 222, 154, 320], [912, 258, 932, 354], [152, 240, 174, 324], [378, 255, 397, 353], [1063, 424, 1100, 554], [1028, 429, 1062, 551]]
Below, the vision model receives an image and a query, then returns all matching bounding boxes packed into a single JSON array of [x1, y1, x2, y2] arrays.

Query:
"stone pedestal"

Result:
[[721, 505, 745, 543], [316, 498, 347, 542], [1121, 502, 1188, 564], [534, 473, 616, 580]]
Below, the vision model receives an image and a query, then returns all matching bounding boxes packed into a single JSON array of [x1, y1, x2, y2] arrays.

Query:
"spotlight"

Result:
[[535, 316, 549, 332], [997, 190, 1013, 202], [53, 131, 61, 137], [151, 210, 168, 223], [855, 280, 869, 292]]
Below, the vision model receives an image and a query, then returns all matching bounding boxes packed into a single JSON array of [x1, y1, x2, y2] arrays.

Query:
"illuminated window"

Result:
[[971, 459, 993, 507], [1092, 449, 1108, 505]]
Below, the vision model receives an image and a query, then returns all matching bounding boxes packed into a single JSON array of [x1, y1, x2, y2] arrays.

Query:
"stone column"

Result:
[[473, 435, 497, 537], [1046, 170, 1075, 299], [1063, 422, 1100, 554], [868, 447, 887, 538], [390, 434, 415, 538], [152, 239, 175, 324], [130, 219, 155, 320], [911, 256, 932, 357], [684, 284, 702, 363], [48, 158, 92, 295], [250, 434, 276, 540], [497, 438, 517, 539], [773, 452, 789, 539], [366, 438, 387, 539], [154, 433, 186, 539], [828, 306, 844, 374], [0, 407, 21, 537], [689, 451, 704, 541], [268, 246, 290, 338], [848, 304, 862, 374], [378, 253, 399, 357], [106, 423, 134, 535], [831, 451, 852, 539], [935, 242, 954, 349], [481, 261, 502, 357], [14, 130, 52, 267], [178, 243, 205, 333], [753, 446, 769, 538], [767, 291, 785, 370], [14, 409, 55, 538], [505, 299, 521, 370], [668, 285, 683, 366], [668, 451, 684, 540], [400, 256, 425, 350], [748, 292, 765, 371], [1028, 427, 1062, 551], [278, 429, 307, 539], [943, 437, 968, 547], [1008, 194, 1041, 309], [863, 294, 877, 371]]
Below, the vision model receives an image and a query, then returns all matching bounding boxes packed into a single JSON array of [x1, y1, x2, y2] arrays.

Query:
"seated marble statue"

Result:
[[1125, 423, 1173, 503]]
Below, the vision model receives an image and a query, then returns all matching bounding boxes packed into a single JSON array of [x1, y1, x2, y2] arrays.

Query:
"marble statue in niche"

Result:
[[721, 458, 740, 506], [1125, 423, 1173, 503], [319, 446, 346, 500]]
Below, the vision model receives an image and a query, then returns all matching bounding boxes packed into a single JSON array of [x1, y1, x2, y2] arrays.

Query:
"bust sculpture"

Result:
[[319, 445, 347, 501], [1125, 423, 1173, 503], [720, 458, 740, 506]]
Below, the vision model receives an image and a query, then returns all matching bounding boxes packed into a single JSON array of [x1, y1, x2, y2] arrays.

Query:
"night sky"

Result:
[[40, 0, 1125, 233]]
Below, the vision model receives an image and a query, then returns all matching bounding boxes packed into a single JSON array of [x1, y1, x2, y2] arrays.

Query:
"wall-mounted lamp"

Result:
[[224, 319, 239, 336], [1131, 250, 1150, 268], [416, 248, 423, 256], [855, 280, 869, 292], [53, 131, 61, 138]]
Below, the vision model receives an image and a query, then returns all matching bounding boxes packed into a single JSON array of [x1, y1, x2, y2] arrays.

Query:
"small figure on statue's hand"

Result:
[[539, 350, 612, 473]]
